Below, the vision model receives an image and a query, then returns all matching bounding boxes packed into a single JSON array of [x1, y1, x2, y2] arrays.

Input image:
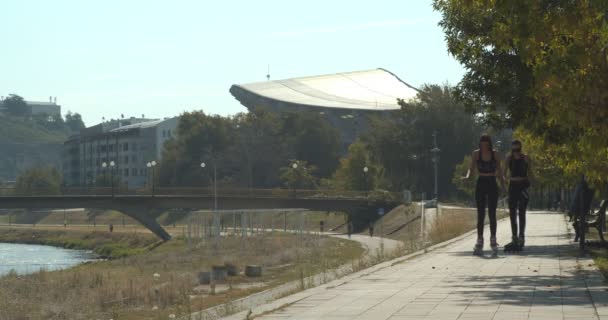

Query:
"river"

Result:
[[0, 243, 95, 276]]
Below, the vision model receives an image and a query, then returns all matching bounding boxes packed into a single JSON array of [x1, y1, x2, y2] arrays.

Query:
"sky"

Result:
[[0, 0, 465, 126]]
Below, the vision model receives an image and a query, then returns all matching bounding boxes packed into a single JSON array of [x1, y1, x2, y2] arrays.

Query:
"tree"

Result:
[[452, 155, 476, 199], [65, 111, 85, 132], [332, 141, 380, 191], [159, 108, 342, 189], [364, 84, 483, 196], [158, 111, 235, 187], [433, 0, 608, 182], [1, 94, 29, 116], [281, 112, 341, 177], [279, 160, 318, 192], [15, 166, 62, 195]]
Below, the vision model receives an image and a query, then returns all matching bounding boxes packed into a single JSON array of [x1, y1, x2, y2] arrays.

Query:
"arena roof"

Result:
[[230, 68, 419, 111]]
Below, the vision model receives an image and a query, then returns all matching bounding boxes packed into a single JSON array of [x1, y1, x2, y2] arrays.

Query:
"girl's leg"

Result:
[[476, 179, 487, 239], [488, 180, 499, 238], [508, 183, 519, 238], [519, 189, 529, 237]]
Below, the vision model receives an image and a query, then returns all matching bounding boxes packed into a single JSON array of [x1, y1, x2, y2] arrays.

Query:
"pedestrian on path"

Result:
[[503, 140, 531, 252], [347, 221, 352, 239], [463, 134, 505, 256], [368, 222, 374, 237]]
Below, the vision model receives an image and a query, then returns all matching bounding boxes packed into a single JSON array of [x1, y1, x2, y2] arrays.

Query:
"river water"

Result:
[[0, 243, 95, 276]]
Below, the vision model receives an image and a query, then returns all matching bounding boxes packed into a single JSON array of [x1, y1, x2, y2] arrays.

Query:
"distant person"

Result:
[[463, 134, 505, 256], [109, 223, 114, 233], [503, 140, 531, 252], [555, 191, 562, 211], [347, 221, 352, 239], [369, 223, 374, 238], [319, 220, 324, 233]]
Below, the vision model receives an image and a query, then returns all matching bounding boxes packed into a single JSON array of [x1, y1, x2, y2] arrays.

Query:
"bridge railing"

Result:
[[0, 186, 403, 202]]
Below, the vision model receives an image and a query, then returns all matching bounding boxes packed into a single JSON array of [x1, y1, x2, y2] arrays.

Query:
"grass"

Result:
[[0, 228, 362, 320], [0, 227, 159, 259], [428, 206, 509, 244]]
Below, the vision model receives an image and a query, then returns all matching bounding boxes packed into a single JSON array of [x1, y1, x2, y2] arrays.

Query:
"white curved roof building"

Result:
[[230, 68, 419, 112], [230, 68, 419, 147]]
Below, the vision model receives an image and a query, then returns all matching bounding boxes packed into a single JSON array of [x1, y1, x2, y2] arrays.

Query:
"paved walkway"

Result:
[[225, 212, 608, 320]]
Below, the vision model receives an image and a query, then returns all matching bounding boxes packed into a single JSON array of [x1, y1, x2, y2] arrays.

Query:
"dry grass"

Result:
[[0, 232, 362, 320], [428, 206, 509, 244]]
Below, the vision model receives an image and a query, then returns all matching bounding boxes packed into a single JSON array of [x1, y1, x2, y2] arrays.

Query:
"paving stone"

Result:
[[241, 213, 606, 320]]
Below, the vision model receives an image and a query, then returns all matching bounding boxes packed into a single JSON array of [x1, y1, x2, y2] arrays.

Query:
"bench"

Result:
[[571, 182, 608, 244]]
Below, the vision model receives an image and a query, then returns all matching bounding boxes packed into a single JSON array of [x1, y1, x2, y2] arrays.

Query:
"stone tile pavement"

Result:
[[225, 212, 608, 320]]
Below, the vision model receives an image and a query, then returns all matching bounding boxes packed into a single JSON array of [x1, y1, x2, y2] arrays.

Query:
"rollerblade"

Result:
[[490, 237, 499, 257], [518, 235, 525, 251], [473, 237, 483, 256], [504, 236, 522, 253]]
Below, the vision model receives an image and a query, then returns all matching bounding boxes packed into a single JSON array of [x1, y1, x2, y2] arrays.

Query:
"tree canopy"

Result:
[[364, 84, 483, 197], [15, 166, 62, 196], [1, 94, 29, 116], [158, 109, 342, 189], [433, 0, 608, 182]]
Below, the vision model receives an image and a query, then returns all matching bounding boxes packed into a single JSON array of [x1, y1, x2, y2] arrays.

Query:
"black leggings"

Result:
[[508, 180, 529, 238], [476, 176, 498, 239]]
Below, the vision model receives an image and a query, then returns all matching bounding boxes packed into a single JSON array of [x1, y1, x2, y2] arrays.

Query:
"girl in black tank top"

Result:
[[504, 140, 531, 251], [463, 134, 505, 256]]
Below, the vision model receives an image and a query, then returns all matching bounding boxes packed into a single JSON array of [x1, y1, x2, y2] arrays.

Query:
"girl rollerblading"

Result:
[[463, 134, 505, 256], [503, 140, 531, 253]]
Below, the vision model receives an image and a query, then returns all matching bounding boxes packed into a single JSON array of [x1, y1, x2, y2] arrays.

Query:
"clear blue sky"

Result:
[[0, 0, 464, 126]]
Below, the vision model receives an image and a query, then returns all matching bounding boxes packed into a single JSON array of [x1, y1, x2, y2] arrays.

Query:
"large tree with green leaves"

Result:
[[1, 94, 30, 116], [158, 109, 342, 189], [159, 111, 235, 187], [65, 111, 85, 132], [364, 84, 483, 197], [332, 140, 381, 191], [433, 0, 608, 182], [15, 166, 62, 195]]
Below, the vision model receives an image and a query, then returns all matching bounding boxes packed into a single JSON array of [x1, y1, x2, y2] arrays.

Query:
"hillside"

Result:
[[0, 115, 70, 181], [0, 115, 69, 144]]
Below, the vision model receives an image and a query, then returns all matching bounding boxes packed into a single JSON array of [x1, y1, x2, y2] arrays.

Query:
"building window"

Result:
[[109, 145, 114, 152], [162, 130, 166, 138], [168, 129, 172, 137], [124, 168, 129, 177], [132, 168, 137, 176], [124, 156, 129, 164], [132, 142, 137, 151], [140, 168, 145, 176], [123, 143, 129, 151]]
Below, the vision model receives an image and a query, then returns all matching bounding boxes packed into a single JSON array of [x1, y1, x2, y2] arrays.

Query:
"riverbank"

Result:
[[0, 226, 364, 320], [0, 227, 159, 259]]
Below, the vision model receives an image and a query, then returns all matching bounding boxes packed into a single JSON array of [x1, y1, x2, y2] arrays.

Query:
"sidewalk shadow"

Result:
[[441, 273, 603, 307], [447, 242, 582, 259]]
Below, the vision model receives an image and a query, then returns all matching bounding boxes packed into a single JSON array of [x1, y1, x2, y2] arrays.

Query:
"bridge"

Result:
[[0, 188, 403, 241]]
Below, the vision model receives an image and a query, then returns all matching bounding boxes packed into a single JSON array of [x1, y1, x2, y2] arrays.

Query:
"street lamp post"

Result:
[[102, 161, 116, 196], [430, 131, 441, 200], [109, 161, 115, 196], [102, 162, 108, 192], [292, 162, 298, 198], [147, 161, 157, 196], [201, 162, 218, 210], [363, 166, 369, 194]]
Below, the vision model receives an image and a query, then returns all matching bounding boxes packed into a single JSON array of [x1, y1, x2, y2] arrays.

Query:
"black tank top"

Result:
[[510, 156, 528, 178], [477, 151, 496, 174]]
